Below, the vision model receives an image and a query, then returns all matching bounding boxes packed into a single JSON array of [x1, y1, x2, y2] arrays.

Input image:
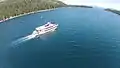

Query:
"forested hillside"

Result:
[[0, 0, 66, 19], [105, 9, 120, 15]]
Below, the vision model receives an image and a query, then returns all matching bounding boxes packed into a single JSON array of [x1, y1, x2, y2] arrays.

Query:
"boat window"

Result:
[[36, 30, 38, 32], [51, 22, 55, 24], [45, 24, 49, 27]]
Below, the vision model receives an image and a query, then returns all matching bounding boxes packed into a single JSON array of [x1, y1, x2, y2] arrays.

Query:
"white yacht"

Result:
[[32, 22, 58, 37]]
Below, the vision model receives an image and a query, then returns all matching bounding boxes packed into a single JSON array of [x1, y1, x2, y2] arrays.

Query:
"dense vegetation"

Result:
[[105, 9, 120, 15], [0, 0, 66, 19], [66, 5, 93, 8]]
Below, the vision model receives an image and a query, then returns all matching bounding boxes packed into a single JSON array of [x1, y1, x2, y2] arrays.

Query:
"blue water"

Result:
[[0, 7, 120, 68]]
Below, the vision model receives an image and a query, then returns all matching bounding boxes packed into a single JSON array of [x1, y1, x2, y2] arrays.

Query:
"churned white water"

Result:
[[12, 34, 36, 46]]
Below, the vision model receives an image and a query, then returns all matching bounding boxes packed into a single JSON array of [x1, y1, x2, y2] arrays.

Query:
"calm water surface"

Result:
[[0, 7, 120, 68]]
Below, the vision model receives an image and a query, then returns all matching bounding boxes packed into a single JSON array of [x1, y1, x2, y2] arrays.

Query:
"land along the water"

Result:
[[66, 5, 93, 8], [105, 9, 120, 15], [0, 0, 120, 21], [0, 0, 94, 21], [0, 0, 66, 19], [66, 5, 120, 16]]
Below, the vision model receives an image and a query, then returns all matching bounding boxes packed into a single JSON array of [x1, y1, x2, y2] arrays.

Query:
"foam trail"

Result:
[[12, 34, 36, 46]]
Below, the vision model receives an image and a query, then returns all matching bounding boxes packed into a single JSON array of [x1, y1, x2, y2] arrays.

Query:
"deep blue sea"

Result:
[[0, 7, 120, 68]]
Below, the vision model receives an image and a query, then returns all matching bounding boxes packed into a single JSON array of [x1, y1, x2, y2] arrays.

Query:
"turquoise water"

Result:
[[0, 7, 120, 68]]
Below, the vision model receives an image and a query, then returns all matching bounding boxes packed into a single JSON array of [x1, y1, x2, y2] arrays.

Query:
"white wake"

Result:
[[12, 34, 36, 46], [11, 30, 56, 46]]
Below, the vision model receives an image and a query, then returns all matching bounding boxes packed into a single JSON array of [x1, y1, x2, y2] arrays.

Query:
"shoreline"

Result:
[[0, 8, 56, 23]]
